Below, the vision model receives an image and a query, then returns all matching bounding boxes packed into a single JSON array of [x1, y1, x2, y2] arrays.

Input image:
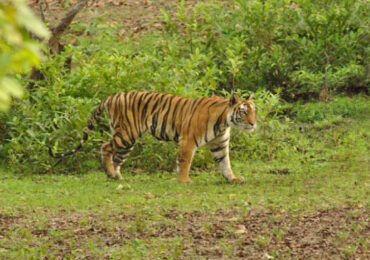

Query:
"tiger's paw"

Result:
[[230, 176, 244, 183], [115, 173, 123, 180], [178, 178, 194, 184], [106, 170, 123, 180], [107, 175, 123, 181]]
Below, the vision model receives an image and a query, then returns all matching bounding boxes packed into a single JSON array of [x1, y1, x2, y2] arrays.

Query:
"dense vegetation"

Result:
[[0, 0, 368, 174]]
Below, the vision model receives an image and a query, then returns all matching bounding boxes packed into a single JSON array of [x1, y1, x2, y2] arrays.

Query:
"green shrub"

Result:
[[36, 0, 368, 99], [1, 0, 368, 174], [1, 83, 281, 174], [293, 96, 369, 123], [161, 0, 369, 97]]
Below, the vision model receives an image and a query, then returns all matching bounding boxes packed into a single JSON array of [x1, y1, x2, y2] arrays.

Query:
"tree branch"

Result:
[[39, 0, 48, 23], [48, 0, 88, 52], [28, 0, 89, 90]]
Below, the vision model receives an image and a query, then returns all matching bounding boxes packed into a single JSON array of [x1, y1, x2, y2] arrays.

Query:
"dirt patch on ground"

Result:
[[28, 0, 201, 40], [157, 208, 370, 259], [1, 207, 368, 258], [0, 213, 20, 228]]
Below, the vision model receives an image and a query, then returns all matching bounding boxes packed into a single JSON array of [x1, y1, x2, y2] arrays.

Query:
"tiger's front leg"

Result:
[[209, 139, 244, 183]]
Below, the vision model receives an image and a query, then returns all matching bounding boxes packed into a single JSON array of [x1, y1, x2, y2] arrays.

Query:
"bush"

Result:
[[293, 95, 370, 123], [161, 0, 369, 98], [25, 0, 368, 100], [1, 0, 368, 174], [1, 74, 281, 174]]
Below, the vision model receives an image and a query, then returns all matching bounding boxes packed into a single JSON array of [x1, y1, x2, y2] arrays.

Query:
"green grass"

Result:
[[0, 101, 369, 258], [1, 153, 368, 215]]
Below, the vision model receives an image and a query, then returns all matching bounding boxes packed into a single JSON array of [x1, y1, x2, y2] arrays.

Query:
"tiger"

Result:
[[48, 92, 257, 183]]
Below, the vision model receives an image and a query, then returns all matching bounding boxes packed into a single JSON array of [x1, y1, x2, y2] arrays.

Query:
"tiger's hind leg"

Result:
[[177, 140, 196, 183], [113, 145, 134, 178], [101, 131, 136, 180], [101, 141, 119, 179]]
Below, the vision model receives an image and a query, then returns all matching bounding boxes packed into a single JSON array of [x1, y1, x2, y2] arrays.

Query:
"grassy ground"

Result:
[[0, 106, 369, 259], [1, 1, 367, 259]]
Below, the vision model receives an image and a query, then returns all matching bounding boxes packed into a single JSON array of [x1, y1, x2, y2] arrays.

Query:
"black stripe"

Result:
[[210, 146, 226, 153], [204, 118, 209, 143], [219, 138, 230, 144], [113, 93, 122, 119], [208, 101, 220, 108], [231, 108, 239, 124], [63, 151, 74, 157], [193, 136, 199, 147], [106, 94, 116, 109], [178, 99, 191, 129], [150, 94, 169, 137], [114, 93, 123, 128], [97, 100, 104, 114], [191, 97, 205, 114], [141, 93, 156, 125], [131, 92, 140, 136], [113, 156, 128, 164], [174, 132, 179, 142], [75, 143, 82, 150], [214, 155, 226, 163], [151, 113, 158, 136], [114, 132, 131, 148], [213, 115, 223, 136], [123, 93, 135, 144], [150, 94, 162, 115], [213, 107, 228, 136], [171, 98, 182, 130], [160, 95, 175, 140], [219, 129, 226, 136], [113, 158, 121, 163], [186, 98, 205, 131], [116, 149, 131, 155], [135, 93, 146, 135], [159, 93, 168, 103], [189, 97, 199, 112]]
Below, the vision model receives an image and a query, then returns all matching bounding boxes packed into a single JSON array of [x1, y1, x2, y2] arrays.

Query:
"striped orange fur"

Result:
[[49, 92, 257, 183]]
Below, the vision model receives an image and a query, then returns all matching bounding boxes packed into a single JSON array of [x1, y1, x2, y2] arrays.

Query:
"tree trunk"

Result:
[[28, 0, 88, 90]]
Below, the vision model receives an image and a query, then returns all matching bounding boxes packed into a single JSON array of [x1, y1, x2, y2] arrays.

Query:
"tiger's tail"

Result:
[[48, 100, 106, 159]]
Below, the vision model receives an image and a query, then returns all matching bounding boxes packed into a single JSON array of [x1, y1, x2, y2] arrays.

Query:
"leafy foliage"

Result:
[[0, 0, 49, 111], [1, 0, 369, 174], [178, 0, 366, 96], [293, 96, 369, 123]]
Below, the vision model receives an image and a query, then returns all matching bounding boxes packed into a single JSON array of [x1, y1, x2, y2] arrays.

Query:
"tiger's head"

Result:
[[228, 94, 257, 132]]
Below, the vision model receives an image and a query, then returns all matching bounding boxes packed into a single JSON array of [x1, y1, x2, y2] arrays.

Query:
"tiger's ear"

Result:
[[230, 94, 240, 105], [246, 93, 254, 101]]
